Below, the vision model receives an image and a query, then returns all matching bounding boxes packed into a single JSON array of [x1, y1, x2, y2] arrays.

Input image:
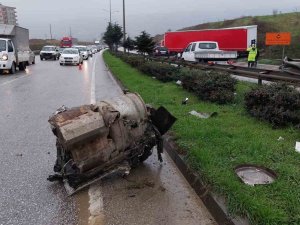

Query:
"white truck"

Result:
[[0, 24, 30, 74], [181, 41, 238, 63]]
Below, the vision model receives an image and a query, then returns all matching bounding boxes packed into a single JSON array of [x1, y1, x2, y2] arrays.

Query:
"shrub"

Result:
[[181, 69, 237, 104], [119, 54, 145, 68], [138, 61, 180, 82], [245, 83, 300, 127]]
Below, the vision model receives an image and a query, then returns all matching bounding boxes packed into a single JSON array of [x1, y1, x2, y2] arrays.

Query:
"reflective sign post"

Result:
[[266, 32, 291, 60]]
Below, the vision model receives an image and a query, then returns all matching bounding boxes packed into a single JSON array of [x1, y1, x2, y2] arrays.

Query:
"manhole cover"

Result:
[[235, 164, 277, 186]]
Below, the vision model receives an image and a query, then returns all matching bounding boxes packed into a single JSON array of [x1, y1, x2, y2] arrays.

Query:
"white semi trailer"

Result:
[[0, 24, 30, 74]]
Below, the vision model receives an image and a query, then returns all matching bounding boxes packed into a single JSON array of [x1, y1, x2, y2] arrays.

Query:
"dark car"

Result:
[[40, 46, 60, 60], [153, 47, 169, 56]]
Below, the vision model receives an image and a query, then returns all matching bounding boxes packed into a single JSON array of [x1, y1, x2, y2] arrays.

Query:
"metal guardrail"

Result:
[[146, 56, 300, 86]]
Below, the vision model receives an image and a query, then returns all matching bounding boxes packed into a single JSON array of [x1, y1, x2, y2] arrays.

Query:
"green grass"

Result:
[[103, 51, 300, 225]]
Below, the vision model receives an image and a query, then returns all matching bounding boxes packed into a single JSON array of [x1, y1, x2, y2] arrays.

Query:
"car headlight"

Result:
[[1, 54, 8, 61]]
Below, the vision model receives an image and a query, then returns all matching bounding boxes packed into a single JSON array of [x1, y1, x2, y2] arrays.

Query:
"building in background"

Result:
[[0, 4, 17, 25]]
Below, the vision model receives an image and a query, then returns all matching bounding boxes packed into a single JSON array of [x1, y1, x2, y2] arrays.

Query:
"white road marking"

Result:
[[0, 75, 27, 87], [91, 54, 98, 105], [88, 184, 105, 225], [88, 53, 105, 225]]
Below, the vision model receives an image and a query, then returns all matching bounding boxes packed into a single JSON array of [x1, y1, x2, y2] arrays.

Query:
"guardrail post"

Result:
[[258, 77, 262, 86]]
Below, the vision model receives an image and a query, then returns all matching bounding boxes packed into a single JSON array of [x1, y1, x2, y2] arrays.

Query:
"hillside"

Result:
[[155, 12, 300, 58]]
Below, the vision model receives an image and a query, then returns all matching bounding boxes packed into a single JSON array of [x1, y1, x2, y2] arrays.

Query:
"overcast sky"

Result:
[[1, 0, 300, 41]]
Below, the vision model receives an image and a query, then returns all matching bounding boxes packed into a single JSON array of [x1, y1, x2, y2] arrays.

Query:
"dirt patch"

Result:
[[126, 178, 156, 190]]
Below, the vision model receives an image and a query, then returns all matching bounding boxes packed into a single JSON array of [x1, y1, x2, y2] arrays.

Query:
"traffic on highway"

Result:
[[1, 1, 300, 225]]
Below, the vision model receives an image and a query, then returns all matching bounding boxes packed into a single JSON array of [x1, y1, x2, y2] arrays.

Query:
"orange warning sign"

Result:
[[266, 32, 291, 45]]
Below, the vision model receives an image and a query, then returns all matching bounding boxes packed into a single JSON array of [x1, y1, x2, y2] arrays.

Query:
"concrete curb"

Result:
[[163, 135, 249, 225]]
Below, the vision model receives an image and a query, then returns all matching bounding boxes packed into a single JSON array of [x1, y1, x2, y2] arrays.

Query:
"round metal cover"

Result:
[[235, 164, 277, 186]]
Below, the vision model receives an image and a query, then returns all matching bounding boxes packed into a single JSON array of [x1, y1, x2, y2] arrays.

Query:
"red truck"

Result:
[[60, 37, 78, 48], [163, 25, 257, 56]]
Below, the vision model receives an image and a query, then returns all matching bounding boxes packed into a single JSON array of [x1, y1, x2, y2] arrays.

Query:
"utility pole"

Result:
[[69, 27, 72, 38], [110, 0, 112, 23], [123, 0, 126, 53], [49, 24, 53, 40]]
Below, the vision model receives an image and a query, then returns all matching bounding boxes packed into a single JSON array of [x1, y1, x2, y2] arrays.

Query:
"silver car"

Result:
[[59, 48, 83, 66], [72, 45, 89, 60]]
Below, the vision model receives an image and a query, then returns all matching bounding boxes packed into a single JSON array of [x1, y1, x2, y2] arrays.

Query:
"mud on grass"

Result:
[[103, 51, 300, 225]]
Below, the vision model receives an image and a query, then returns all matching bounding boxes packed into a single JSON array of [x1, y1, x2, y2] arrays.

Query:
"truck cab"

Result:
[[0, 25, 30, 74], [0, 38, 29, 74]]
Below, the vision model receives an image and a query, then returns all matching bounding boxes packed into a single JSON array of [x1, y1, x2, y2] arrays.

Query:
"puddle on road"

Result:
[[76, 190, 90, 225]]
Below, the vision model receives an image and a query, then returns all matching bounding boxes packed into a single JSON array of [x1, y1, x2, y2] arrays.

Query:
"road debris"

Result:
[[15, 153, 23, 157], [182, 97, 189, 105], [47, 92, 176, 195], [176, 80, 182, 86], [189, 110, 218, 119], [295, 142, 300, 153], [277, 136, 284, 141], [126, 179, 155, 190]]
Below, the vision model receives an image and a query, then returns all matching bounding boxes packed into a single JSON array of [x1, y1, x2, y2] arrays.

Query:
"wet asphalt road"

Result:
[[0, 51, 216, 225], [0, 51, 122, 225]]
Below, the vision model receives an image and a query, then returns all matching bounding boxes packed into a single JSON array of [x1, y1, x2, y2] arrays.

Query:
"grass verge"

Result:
[[103, 51, 300, 225]]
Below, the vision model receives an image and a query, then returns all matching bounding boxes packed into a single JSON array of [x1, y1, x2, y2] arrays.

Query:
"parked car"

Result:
[[72, 45, 89, 60], [40, 46, 59, 60], [28, 49, 35, 65], [59, 48, 83, 66], [153, 47, 169, 56]]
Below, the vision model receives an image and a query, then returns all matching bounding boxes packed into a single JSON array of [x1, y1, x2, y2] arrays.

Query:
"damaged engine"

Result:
[[48, 93, 176, 195]]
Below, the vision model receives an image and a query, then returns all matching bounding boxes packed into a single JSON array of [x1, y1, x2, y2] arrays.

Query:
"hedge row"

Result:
[[245, 83, 300, 127], [113, 52, 300, 128], [181, 68, 237, 104], [114, 53, 237, 104]]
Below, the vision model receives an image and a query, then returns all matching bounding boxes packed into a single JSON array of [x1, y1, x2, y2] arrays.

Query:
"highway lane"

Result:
[[0, 51, 216, 225], [0, 52, 121, 225]]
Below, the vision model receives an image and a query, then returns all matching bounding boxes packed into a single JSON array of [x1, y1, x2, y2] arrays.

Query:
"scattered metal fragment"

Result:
[[182, 98, 189, 105], [189, 110, 218, 119], [176, 80, 182, 86], [295, 142, 300, 153], [47, 93, 176, 195], [235, 164, 277, 186], [277, 136, 284, 141], [55, 105, 68, 115]]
